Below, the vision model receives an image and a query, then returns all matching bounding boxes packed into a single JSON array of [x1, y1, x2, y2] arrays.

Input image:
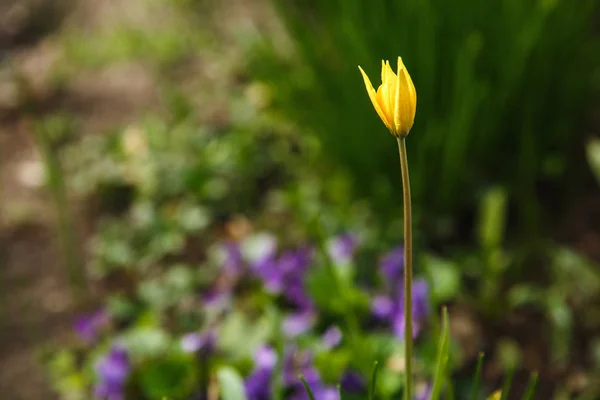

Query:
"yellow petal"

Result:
[[486, 390, 501, 400], [384, 60, 397, 113], [394, 57, 417, 136], [358, 66, 392, 131]]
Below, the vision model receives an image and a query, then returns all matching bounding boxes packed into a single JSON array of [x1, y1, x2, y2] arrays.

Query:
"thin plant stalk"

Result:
[[397, 136, 413, 400], [0, 150, 8, 336], [35, 124, 87, 300]]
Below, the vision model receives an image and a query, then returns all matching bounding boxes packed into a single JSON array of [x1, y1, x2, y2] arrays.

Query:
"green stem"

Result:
[[35, 124, 87, 301], [397, 137, 413, 400]]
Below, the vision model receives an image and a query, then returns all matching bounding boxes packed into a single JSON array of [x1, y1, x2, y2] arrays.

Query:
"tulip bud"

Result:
[[358, 57, 417, 137]]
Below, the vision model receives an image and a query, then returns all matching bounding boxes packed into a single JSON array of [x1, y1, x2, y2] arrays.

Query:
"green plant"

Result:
[[250, 0, 599, 241], [35, 114, 87, 298]]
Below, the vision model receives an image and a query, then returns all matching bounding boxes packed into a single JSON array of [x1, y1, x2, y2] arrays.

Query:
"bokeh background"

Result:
[[1, 0, 600, 399]]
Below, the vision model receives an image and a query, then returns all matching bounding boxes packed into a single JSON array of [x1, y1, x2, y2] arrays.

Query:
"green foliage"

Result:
[[430, 307, 450, 400], [137, 355, 198, 399], [368, 361, 379, 400], [251, 0, 600, 235], [35, 1, 598, 399], [217, 367, 248, 400]]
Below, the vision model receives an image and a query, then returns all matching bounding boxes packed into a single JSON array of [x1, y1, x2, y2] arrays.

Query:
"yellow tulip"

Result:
[[358, 57, 417, 137]]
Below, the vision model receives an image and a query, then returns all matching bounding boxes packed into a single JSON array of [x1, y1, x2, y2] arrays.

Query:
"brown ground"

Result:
[[0, 0, 270, 398], [0, 1, 160, 398]]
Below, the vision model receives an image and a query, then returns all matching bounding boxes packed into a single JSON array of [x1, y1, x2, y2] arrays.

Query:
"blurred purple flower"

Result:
[[94, 346, 130, 400], [320, 387, 341, 400], [252, 246, 314, 310], [245, 346, 277, 400], [328, 234, 357, 264], [371, 295, 394, 319], [322, 325, 342, 349], [285, 281, 313, 310], [380, 246, 404, 283], [278, 247, 313, 275], [284, 349, 322, 400], [255, 345, 278, 369], [180, 331, 215, 354], [294, 384, 339, 400], [372, 279, 429, 339], [203, 288, 231, 308], [222, 241, 244, 274], [283, 310, 316, 338], [416, 382, 432, 400], [254, 256, 283, 293], [74, 310, 110, 343], [340, 370, 366, 393], [245, 368, 272, 400], [393, 279, 430, 338]]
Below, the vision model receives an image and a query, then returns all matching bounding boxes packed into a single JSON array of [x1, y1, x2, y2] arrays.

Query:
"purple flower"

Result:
[[322, 325, 342, 349], [180, 331, 215, 354], [340, 370, 366, 393], [94, 346, 130, 400], [294, 384, 340, 400], [371, 295, 394, 319], [372, 279, 430, 339], [74, 310, 110, 343], [283, 349, 314, 386], [245, 346, 277, 400], [392, 279, 430, 338], [416, 382, 432, 400], [380, 247, 404, 283], [318, 386, 341, 400], [285, 281, 312, 309], [222, 241, 244, 274], [252, 246, 314, 310], [283, 310, 316, 338], [327, 234, 357, 264], [278, 248, 313, 275], [255, 345, 278, 369], [203, 288, 231, 308]]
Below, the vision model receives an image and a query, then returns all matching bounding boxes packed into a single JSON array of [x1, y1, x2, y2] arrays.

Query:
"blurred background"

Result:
[[1, 0, 600, 399]]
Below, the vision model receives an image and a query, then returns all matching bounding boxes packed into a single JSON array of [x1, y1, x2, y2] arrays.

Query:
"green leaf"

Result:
[[499, 368, 514, 400], [470, 353, 484, 400], [521, 372, 538, 400], [300, 376, 317, 400], [423, 255, 461, 302], [369, 361, 379, 400], [218, 311, 272, 359], [430, 307, 450, 400], [217, 366, 248, 400], [477, 186, 507, 251], [124, 327, 170, 359], [586, 138, 600, 185], [138, 355, 198, 399], [305, 266, 345, 312]]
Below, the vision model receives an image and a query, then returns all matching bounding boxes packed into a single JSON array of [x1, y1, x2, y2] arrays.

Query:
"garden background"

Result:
[[1, 0, 600, 399]]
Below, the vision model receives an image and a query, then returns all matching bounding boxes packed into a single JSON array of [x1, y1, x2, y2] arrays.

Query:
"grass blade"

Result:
[[430, 307, 450, 400], [521, 372, 538, 400], [300, 376, 317, 400], [470, 352, 485, 400], [499, 369, 514, 400], [369, 361, 379, 400]]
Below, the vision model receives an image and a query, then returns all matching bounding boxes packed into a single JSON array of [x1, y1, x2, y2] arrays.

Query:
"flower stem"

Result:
[[397, 137, 413, 400]]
